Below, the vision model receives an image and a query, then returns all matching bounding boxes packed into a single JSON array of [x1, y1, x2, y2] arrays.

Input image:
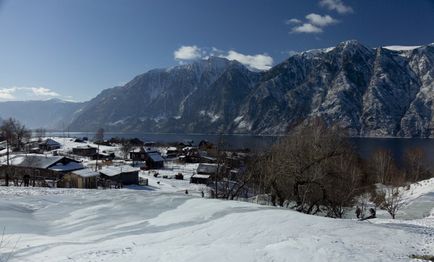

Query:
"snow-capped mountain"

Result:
[[14, 40, 426, 137]]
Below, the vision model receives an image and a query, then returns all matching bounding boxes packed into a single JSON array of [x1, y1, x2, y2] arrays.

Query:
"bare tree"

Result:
[[370, 149, 395, 185], [120, 141, 134, 160], [374, 187, 404, 219], [404, 148, 430, 182], [248, 119, 363, 217], [373, 173, 405, 219]]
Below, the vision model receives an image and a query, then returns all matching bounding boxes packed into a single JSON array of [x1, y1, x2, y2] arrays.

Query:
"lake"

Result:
[[47, 132, 434, 165]]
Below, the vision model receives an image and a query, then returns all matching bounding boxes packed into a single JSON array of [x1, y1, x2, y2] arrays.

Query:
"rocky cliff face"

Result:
[[68, 40, 434, 137]]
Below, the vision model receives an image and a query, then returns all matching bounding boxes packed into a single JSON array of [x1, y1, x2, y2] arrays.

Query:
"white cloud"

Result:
[[289, 13, 338, 34], [173, 46, 274, 71], [286, 18, 302, 24], [319, 0, 353, 14], [220, 51, 273, 71], [30, 87, 60, 97], [291, 23, 323, 34], [0, 87, 16, 100], [306, 13, 338, 27], [0, 86, 62, 101], [174, 45, 202, 60]]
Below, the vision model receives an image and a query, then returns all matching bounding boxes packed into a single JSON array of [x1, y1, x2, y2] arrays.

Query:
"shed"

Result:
[[99, 165, 139, 185], [190, 174, 211, 184], [59, 168, 99, 189]]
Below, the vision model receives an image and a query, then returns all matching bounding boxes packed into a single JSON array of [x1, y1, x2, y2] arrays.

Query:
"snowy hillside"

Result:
[[0, 185, 433, 262]]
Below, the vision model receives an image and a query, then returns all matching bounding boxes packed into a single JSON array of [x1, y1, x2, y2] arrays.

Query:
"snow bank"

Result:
[[0, 187, 429, 262]]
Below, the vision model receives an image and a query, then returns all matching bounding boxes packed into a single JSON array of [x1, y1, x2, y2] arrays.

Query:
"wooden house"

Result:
[[58, 168, 99, 189], [130, 148, 164, 169], [39, 138, 61, 151], [72, 145, 97, 157], [99, 165, 139, 186], [190, 163, 220, 184], [0, 154, 84, 187]]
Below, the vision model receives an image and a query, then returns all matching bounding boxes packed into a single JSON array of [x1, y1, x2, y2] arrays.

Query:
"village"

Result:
[[0, 132, 249, 198]]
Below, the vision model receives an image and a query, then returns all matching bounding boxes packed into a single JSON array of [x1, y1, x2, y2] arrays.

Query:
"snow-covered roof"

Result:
[[100, 165, 139, 177], [147, 152, 164, 162], [71, 168, 100, 178], [191, 174, 210, 179], [74, 145, 97, 150], [40, 138, 61, 146], [197, 163, 219, 175], [49, 162, 84, 172], [13, 155, 64, 169], [5, 154, 83, 172]]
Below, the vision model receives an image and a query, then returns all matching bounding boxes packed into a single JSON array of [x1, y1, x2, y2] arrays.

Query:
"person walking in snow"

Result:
[[355, 206, 362, 219]]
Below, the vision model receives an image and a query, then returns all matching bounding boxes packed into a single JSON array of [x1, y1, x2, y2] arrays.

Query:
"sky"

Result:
[[0, 0, 433, 102]]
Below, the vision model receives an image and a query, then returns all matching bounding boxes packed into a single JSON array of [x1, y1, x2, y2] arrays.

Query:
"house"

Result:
[[13, 154, 84, 173], [164, 147, 178, 158], [99, 165, 139, 186], [91, 151, 115, 161], [39, 138, 62, 151], [190, 163, 220, 184], [72, 145, 97, 157], [58, 168, 99, 189], [130, 148, 164, 169], [130, 147, 147, 162], [0, 154, 84, 187], [190, 174, 211, 184], [145, 151, 164, 169]]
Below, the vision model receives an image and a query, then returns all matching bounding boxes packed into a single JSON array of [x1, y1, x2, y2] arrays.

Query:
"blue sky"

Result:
[[0, 0, 433, 102]]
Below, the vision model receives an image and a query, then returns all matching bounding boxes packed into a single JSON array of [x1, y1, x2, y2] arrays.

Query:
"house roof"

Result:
[[99, 165, 139, 177], [49, 162, 84, 172], [74, 145, 97, 150], [8, 154, 83, 172], [147, 152, 164, 162], [197, 163, 219, 175], [191, 174, 211, 179], [40, 138, 61, 146], [71, 168, 100, 178]]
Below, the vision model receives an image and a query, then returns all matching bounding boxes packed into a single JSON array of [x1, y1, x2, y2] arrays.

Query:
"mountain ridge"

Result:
[[2, 40, 434, 137]]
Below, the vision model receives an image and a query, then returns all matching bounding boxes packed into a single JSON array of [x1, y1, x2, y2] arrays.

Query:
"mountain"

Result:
[[67, 40, 434, 137], [0, 99, 85, 130], [68, 57, 261, 133]]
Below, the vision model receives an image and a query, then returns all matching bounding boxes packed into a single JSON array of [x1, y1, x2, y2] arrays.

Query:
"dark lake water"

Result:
[[48, 132, 434, 165]]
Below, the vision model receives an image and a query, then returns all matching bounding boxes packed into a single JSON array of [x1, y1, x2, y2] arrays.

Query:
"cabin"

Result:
[[13, 154, 83, 173], [145, 151, 164, 169], [72, 145, 97, 157], [190, 163, 220, 184], [58, 168, 99, 189], [130, 148, 164, 169], [39, 138, 62, 151], [190, 174, 211, 184], [130, 148, 147, 162], [99, 165, 139, 186], [164, 147, 179, 158]]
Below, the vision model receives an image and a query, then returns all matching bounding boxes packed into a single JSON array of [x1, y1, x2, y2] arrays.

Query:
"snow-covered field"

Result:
[[0, 182, 433, 262], [0, 137, 433, 261]]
